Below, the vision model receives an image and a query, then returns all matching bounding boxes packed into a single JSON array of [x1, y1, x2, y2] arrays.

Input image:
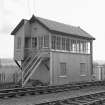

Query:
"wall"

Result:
[[51, 51, 91, 85], [30, 61, 50, 83], [31, 21, 49, 37], [14, 23, 25, 61]]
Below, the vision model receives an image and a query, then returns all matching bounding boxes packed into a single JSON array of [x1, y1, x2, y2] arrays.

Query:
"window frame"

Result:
[[32, 37, 37, 48], [43, 35, 49, 48], [51, 35, 91, 54], [80, 63, 87, 76], [24, 37, 31, 48], [60, 62, 67, 76]]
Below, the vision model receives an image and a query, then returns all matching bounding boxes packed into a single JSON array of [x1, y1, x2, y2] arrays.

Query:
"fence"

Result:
[[0, 72, 20, 88]]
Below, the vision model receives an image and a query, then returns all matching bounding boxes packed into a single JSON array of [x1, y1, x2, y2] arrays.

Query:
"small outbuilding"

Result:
[[93, 61, 105, 81], [11, 15, 95, 87]]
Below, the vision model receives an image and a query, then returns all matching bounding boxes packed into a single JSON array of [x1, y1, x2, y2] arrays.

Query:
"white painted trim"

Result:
[[80, 75, 86, 76], [58, 75, 67, 78], [51, 49, 90, 55]]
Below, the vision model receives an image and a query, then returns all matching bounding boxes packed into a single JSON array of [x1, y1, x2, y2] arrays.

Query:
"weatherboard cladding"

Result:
[[11, 15, 95, 40]]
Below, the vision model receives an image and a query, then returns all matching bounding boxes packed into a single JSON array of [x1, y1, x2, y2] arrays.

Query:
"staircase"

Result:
[[21, 53, 43, 87]]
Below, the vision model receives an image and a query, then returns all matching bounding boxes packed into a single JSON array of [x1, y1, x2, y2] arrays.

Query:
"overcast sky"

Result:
[[0, 0, 105, 61]]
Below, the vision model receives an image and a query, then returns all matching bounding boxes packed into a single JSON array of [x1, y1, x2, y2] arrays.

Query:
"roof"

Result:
[[11, 19, 27, 35], [11, 15, 95, 40]]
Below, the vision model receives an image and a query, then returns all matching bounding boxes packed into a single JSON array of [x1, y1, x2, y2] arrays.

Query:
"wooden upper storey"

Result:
[[11, 15, 95, 60]]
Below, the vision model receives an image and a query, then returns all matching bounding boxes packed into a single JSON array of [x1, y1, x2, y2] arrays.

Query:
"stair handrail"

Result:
[[23, 55, 42, 79], [21, 54, 32, 67], [23, 53, 41, 76], [21, 50, 38, 69], [23, 56, 43, 86], [22, 54, 39, 75], [22, 53, 38, 72]]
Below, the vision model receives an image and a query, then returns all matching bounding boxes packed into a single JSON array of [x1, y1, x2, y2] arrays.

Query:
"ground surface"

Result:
[[0, 86, 105, 105]]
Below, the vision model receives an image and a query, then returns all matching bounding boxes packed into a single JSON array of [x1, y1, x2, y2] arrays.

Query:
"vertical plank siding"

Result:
[[0, 72, 19, 88]]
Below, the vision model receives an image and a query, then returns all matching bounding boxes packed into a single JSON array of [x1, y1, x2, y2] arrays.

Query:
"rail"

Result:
[[36, 91, 105, 105], [0, 80, 104, 99]]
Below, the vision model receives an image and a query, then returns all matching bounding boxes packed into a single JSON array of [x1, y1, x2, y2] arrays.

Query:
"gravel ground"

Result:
[[0, 86, 105, 105]]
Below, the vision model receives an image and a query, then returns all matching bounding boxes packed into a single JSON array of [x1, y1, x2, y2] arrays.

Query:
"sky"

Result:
[[0, 0, 105, 61]]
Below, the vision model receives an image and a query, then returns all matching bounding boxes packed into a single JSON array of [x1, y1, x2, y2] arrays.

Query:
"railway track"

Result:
[[36, 91, 105, 105], [0, 80, 104, 99]]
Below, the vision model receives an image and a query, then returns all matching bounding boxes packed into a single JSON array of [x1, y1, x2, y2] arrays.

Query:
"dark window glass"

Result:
[[32, 37, 37, 48], [25, 37, 31, 48], [39, 36, 43, 49], [56, 36, 61, 50], [62, 37, 66, 50], [66, 38, 70, 51], [80, 63, 86, 75], [51, 36, 56, 49], [60, 63, 67, 75], [44, 35, 49, 48]]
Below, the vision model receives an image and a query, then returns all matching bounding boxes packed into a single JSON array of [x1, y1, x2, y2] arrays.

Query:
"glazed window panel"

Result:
[[85, 41, 90, 54], [17, 37, 21, 49], [76, 40, 80, 53], [39, 36, 43, 49], [72, 40, 76, 52], [32, 37, 37, 48], [56, 36, 61, 50], [87, 42, 90, 54], [80, 41, 84, 53], [62, 37, 66, 50], [66, 38, 70, 51], [51, 36, 56, 49], [70, 39, 73, 51], [83, 41, 86, 53], [43, 35, 49, 48], [60, 63, 67, 76], [80, 63, 87, 75], [25, 37, 31, 48]]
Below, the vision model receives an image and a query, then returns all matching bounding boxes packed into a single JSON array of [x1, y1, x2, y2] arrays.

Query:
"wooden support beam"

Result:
[[44, 63, 49, 70], [14, 60, 22, 70]]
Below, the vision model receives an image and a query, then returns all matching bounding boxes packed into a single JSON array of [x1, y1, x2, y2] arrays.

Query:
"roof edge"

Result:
[[11, 19, 27, 35], [29, 15, 51, 31], [50, 30, 95, 40], [78, 27, 95, 40]]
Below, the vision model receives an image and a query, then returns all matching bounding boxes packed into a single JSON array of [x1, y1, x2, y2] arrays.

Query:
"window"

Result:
[[76, 40, 80, 53], [32, 37, 37, 48], [62, 37, 66, 50], [25, 37, 31, 48], [83, 41, 86, 53], [51, 36, 56, 49], [56, 36, 61, 50], [43, 35, 49, 48], [17, 37, 21, 49], [50, 35, 91, 54], [87, 42, 90, 54], [80, 41, 84, 53], [60, 63, 67, 76], [80, 63, 87, 75], [72, 40, 76, 52], [39, 36, 43, 49], [66, 38, 70, 51]]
